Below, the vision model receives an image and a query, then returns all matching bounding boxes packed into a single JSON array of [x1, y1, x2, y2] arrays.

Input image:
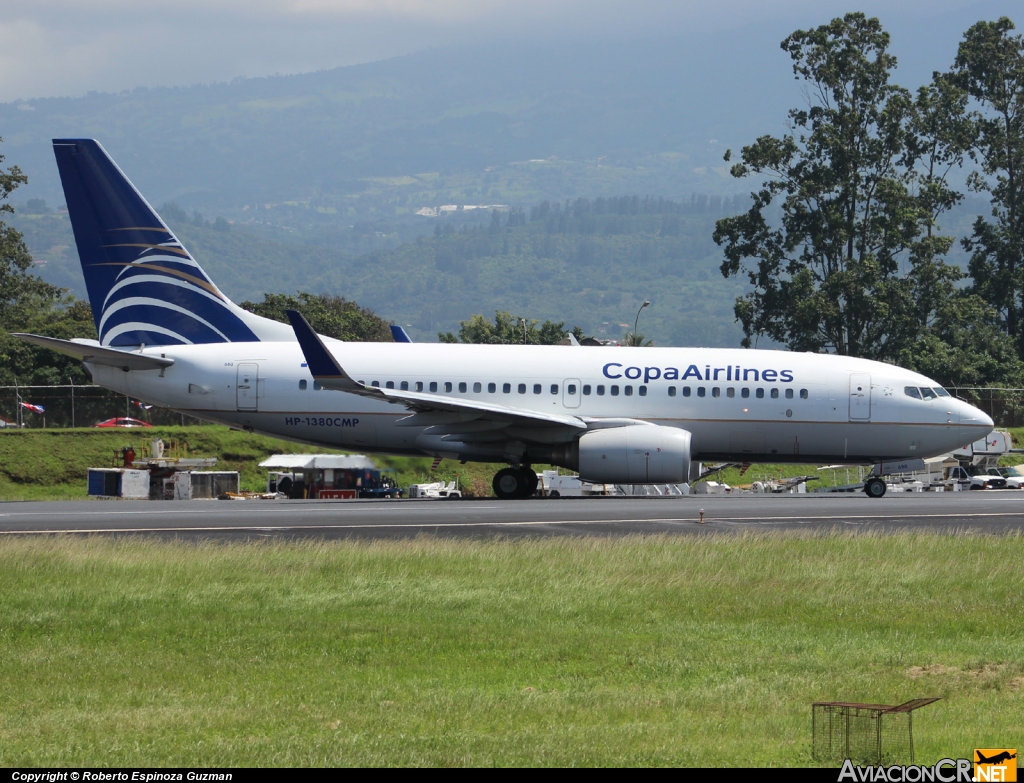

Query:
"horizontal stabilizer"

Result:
[[12, 333, 174, 372]]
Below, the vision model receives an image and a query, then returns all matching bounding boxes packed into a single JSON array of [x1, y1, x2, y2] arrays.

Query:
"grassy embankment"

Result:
[[0, 426, 503, 500], [0, 533, 1020, 766], [3, 426, 1022, 501]]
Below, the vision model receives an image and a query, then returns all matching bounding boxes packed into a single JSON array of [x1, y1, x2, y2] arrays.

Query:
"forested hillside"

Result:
[[12, 195, 748, 347]]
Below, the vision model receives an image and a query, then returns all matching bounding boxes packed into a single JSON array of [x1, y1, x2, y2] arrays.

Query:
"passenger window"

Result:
[[550, 384, 558, 394], [668, 386, 677, 397], [299, 379, 307, 390], [415, 382, 423, 392], [726, 387, 735, 398], [920, 387, 936, 400], [741, 388, 750, 398], [596, 385, 605, 396], [533, 384, 542, 394], [785, 388, 794, 399], [518, 383, 527, 394], [503, 383, 511, 393], [458, 382, 467, 393], [473, 382, 482, 393], [488, 382, 496, 393], [444, 382, 453, 393], [697, 387, 705, 397], [624, 386, 633, 396], [567, 384, 577, 395], [771, 388, 779, 399], [639, 386, 647, 396], [429, 382, 438, 393], [386, 381, 395, 389], [683, 386, 691, 397], [371, 381, 380, 388], [712, 387, 721, 398], [800, 388, 808, 399], [611, 385, 620, 396], [904, 386, 922, 399], [400, 381, 409, 391], [756, 388, 764, 398], [583, 385, 592, 395]]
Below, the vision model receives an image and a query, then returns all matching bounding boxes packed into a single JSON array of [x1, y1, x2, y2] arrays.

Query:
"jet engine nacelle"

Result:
[[577, 425, 692, 484]]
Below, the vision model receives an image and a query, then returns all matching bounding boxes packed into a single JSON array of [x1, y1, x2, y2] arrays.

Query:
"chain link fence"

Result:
[[0, 385, 210, 429], [949, 387, 1024, 429], [3, 384, 1023, 430]]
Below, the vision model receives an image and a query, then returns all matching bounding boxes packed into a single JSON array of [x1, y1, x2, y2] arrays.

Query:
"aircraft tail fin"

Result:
[[52, 139, 293, 346], [390, 325, 413, 343]]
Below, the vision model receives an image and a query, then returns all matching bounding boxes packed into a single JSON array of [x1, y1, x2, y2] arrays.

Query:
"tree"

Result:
[[438, 311, 574, 345], [241, 292, 393, 342], [0, 137, 96, 391], [713, 14, 966, 361], [948, 18, 1024, 353]]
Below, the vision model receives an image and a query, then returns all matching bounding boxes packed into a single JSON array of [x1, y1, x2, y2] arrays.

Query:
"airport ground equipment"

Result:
[[407, 480, 461, 499], [812, 699, 939, 765], [259, 454, 401, 498]]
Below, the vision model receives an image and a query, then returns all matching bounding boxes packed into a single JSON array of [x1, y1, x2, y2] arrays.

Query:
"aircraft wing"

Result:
[[12, 333, 174, 372], [286, 310, 586, 431]]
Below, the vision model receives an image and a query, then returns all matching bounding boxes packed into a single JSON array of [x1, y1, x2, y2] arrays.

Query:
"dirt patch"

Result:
[[906, 664, 959, 678]]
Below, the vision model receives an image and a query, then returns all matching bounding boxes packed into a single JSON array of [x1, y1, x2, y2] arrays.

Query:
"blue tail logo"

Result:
[[53, 139, 264, 346]]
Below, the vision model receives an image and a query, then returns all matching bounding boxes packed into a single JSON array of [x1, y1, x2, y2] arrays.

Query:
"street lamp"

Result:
[[633, 300, 651, 344]]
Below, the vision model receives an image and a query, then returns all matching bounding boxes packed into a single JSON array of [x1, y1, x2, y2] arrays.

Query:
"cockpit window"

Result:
[[904, 386, 922, 399], [934, 387, 950, 397], [920, 387, 937, 400]]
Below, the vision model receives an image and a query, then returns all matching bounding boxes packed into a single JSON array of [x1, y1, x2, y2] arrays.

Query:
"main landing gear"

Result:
[[864, 477, 887, 498], [493, 466, 539, 499]]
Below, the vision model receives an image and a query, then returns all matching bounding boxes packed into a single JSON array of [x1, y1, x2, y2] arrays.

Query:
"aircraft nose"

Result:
[[958, 398, 994, 435]]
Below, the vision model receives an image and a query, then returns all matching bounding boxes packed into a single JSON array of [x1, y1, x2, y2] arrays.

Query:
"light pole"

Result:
[[633, 300, 650, 344], [521, 317, 528, 345]]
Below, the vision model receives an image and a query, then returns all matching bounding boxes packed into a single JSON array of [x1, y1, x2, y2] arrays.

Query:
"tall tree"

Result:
[[438, 311, 573, 345], [713, 13, 965, 361], [949, 18, 1024, 353], [0, 138, 96, 390], [241, 292, 393, 342]]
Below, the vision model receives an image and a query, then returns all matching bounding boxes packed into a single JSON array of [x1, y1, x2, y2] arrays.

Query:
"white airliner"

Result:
[[15, 139, 994, 499]]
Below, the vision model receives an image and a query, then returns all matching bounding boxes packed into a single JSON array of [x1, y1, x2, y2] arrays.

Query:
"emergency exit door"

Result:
[[563, 378, 581, 408], [849, 373, 870, 421], [237, 363, 259, 411]]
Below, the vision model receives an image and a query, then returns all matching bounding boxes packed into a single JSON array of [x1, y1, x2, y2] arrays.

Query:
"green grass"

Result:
[[0, 533, 1020, 766], [0, 426, 502, 500], [3, 425, 1023, 502]]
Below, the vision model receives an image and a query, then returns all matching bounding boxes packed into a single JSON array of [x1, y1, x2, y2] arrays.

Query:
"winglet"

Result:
[[285, 310, 365, 393], [390, 324, 413, 343]]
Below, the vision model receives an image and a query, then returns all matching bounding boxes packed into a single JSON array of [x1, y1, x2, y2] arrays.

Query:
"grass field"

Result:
[[8, 426, 1023, 502], [0, 426, 504, 500], [0, 533, 1020, 767]]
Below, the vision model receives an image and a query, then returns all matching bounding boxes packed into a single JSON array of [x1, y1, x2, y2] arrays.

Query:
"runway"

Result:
[[1, 492, 1023, 540]]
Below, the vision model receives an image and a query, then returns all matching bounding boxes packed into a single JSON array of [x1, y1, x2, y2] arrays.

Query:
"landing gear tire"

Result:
[[494, 468, 528, 499], [864, 477, 887, 498], [521, 467, 539, 497]]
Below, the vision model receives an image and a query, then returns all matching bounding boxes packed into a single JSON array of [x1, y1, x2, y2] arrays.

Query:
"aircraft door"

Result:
[[563, 379, 581, 409], [849, 373, 870, 421], [237, 363, 259, 411]]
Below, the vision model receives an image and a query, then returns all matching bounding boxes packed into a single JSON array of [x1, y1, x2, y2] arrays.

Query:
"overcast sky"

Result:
[[1, 0, 1019, 103]]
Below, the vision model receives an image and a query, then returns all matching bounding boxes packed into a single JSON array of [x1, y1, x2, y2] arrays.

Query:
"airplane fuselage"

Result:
[[88, 341, 992, 466]]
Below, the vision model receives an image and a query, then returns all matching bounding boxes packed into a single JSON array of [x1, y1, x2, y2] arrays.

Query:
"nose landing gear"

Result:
[[493, 466, 539, 499]]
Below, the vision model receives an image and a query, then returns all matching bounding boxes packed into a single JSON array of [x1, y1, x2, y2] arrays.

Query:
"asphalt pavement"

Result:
[[1, 491, 1023, 540]]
